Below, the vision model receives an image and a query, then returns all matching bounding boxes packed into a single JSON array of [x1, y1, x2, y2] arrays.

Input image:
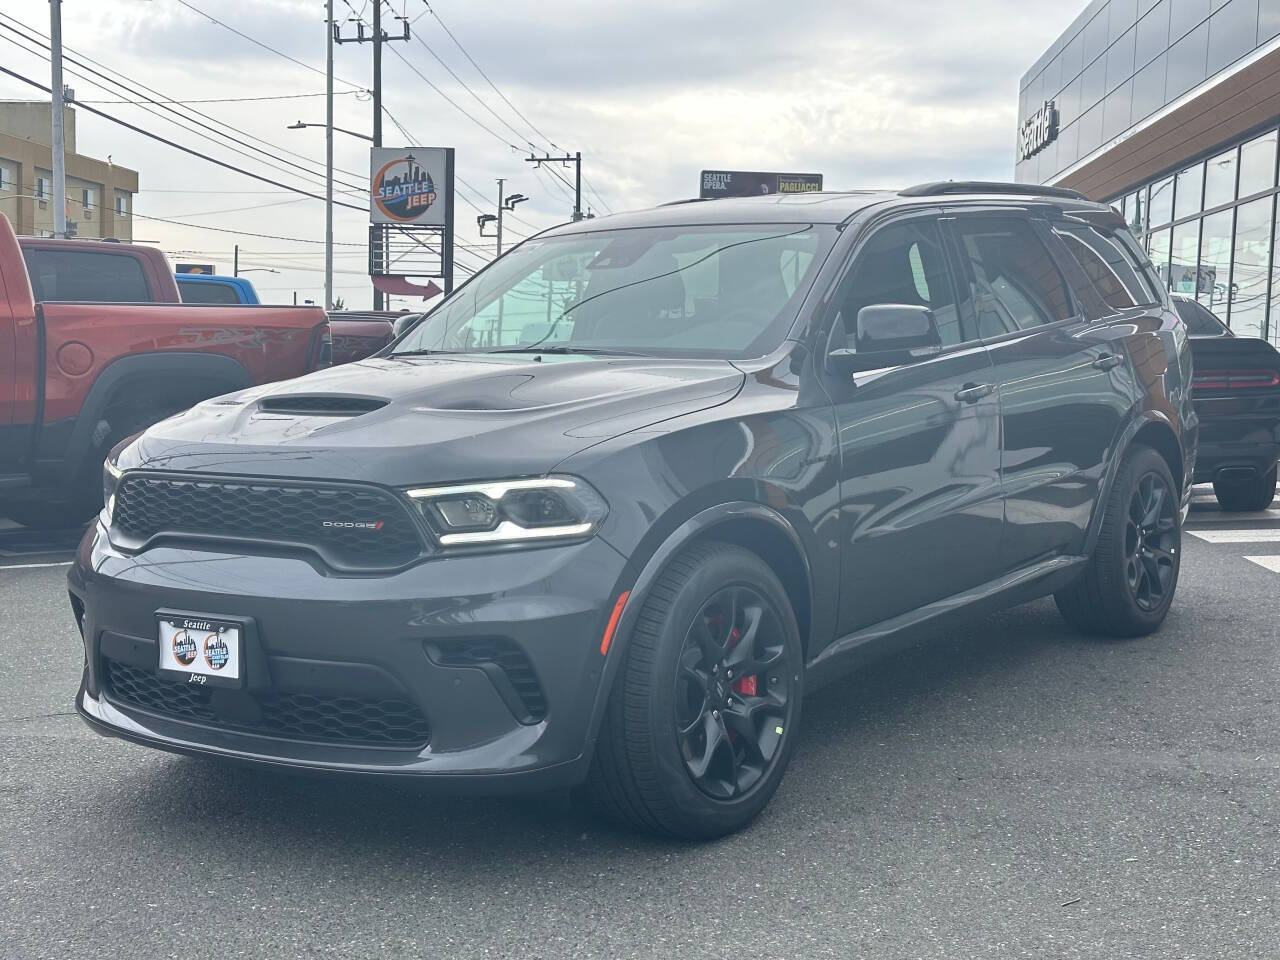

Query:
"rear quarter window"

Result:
[[1053, 222, 1161, 310], [22, 248, 151, 302], [179, 281, 243, 304]]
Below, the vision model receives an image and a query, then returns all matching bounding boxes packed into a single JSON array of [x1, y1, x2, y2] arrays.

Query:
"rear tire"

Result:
[[1055, 444, 1181, 638], [1213, 465, 1278, 512], [587, 541, 803, 840]]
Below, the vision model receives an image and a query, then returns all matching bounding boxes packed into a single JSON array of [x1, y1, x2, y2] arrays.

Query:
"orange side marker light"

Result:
[[599, 590, 631, 656]]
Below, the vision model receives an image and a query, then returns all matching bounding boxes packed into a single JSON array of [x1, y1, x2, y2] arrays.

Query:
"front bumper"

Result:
[[69, 521, 630, 792]]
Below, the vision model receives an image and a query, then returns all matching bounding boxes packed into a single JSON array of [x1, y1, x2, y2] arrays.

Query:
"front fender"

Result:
[[581, 500, 814, 761]]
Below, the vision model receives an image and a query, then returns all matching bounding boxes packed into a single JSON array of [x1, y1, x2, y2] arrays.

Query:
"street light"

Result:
[[503, 193, 528, 211], [237, 268, 279, 275], [288, 121, 373, 142]]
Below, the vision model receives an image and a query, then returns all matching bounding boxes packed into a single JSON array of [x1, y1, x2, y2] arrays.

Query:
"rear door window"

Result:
[[951, 216, 1074, 337], [22, 248, 151, 302]]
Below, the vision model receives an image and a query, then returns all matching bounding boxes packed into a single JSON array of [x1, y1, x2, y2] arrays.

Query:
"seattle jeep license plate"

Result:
[[157, 615, 243, 686]]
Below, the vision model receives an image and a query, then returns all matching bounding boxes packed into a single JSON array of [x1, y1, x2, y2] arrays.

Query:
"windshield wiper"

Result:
[[487, 345, 644, 357], [389, 348, 454, 357]]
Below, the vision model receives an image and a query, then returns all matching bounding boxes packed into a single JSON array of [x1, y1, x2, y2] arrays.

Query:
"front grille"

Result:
[[112, 474, 424, 570], [428, 638, 547, 723], [103, 658, 431, 748]]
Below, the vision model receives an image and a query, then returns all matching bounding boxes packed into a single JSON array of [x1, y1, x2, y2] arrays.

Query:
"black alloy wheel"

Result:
[[588, 541, 804, 839], [1054, 443, 1181, 638], [1124, 470, 1177, 612], [674, 585, 794, 800]]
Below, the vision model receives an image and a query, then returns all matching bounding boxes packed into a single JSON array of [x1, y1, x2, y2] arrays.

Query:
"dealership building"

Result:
[[1017, 0, 1280, 341]]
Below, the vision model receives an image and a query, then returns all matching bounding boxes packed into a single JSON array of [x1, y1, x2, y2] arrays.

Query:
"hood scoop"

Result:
[[258, 394, 388, 417]]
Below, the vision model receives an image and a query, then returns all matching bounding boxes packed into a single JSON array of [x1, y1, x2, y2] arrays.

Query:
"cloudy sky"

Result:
[[0, 0, 1076, 308]]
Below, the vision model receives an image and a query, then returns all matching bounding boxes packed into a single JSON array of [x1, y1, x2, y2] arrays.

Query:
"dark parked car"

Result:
[[70, 183, 1196, 839], [1173, 295, 1280, 511]]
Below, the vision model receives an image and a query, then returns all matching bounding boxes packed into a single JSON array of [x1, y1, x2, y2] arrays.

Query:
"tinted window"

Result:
[[953, 217, 1074, 336], [833, 219, 965, 347], [1055, 222, 1161, 309], [1173, 297, 1230, 336], [22, 248, 151, 303], [179, 281, 242, 304]]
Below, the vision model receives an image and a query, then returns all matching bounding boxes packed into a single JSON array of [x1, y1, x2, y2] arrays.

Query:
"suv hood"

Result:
[[123, 353, 745, 486]]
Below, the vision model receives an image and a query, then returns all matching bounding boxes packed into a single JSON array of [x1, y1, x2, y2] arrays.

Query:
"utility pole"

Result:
[[324, 0, 334, 312], [525, 152, 584, 221], [49, 0, 67, 238], [334, 1, 409, 310], [233, 244, 239, 277], [495, 178, 504, 256], [477, 186, 527, 256]]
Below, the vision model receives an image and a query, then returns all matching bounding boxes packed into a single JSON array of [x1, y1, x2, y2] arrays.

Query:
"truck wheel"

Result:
[[588, 541, 803, 840], [1212, 465, 1278, 512], [1055, 445, 1181, 638]]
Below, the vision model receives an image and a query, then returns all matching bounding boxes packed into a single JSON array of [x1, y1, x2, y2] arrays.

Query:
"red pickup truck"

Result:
[[0, 214, 330, 528]]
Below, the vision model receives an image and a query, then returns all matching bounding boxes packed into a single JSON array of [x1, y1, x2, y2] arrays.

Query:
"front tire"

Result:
[[1213, 464, 1277, 512], [588, 541, 803, 840], [1055, 444, 1181, 638]]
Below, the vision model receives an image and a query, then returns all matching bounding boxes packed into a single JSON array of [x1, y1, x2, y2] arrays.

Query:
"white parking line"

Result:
[[0, 561, 73, 570], [1246, 556, 1280, 573], [1186, 529, 1280, 543]]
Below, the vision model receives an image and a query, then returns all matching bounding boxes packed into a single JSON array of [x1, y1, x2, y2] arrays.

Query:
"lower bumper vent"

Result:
[[103, 658, 430, 748], [426, 639, 547, 724]]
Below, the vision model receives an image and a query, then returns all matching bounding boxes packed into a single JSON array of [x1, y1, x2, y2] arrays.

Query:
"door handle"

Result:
[[1093, 353, 1122, 371], [954, 382, 995, 404]]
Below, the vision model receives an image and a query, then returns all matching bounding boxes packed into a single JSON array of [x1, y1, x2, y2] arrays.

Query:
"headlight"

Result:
[[102, 456, 123, 522], [406, 476, 607, 547]]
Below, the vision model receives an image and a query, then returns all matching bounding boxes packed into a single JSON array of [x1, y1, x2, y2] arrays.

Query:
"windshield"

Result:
[[392, 223, 836, 359]]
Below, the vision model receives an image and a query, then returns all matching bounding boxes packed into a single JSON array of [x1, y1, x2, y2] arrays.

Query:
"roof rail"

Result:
[[658, 197, 712, 207], [899, 180, 1089, 201]]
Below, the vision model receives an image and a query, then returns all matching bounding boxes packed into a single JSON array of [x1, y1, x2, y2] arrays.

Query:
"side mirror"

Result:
[[828, 304, 942, 371], [392, 313, 420, 339]]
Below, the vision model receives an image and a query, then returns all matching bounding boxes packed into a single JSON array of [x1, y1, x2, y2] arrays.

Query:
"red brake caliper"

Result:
[[727, 626, 758, 696]]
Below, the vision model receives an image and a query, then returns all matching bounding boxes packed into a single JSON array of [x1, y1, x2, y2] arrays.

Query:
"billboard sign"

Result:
[[176, 263, 215, 274], [370, 147, 451, 226], [699, 170, 823, 199]]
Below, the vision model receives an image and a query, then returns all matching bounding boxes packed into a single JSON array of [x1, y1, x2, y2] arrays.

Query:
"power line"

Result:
[[0, 64, 367, 212], [0, 18, 371, 196], [419, 1, 613, 215], [76, 90, 366, 105], [173, 0, 366, 92]]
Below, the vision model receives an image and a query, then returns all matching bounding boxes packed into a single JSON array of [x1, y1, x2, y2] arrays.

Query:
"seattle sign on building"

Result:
[[1019, 100, 1059, 161]]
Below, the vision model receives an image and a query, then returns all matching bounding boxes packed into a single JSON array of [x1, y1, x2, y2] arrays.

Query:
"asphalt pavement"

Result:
[[2, 496, 1278, 959]]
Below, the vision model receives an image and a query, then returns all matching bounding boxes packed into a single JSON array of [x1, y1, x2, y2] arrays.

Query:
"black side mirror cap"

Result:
[[827, 303, 942, 372]]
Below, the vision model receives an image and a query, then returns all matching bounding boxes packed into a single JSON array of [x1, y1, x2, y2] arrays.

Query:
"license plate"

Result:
[[158, 615, 243, 685]]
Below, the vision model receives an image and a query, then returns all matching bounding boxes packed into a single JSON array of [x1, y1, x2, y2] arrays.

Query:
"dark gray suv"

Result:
[[71, 183, 1197, 839]]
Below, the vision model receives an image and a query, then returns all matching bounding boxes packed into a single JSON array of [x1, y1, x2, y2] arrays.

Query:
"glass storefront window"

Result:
[[1204, 148, 1238, 210], [1148, 227, 1171, 287], [1149, 176, 1174, 228], [1239, 131, 1278, 199], [1199, 209, 1234, 310], [1127, 189, 1145, 233], [1174, 163, 1203, 221], [1230, 196, 1274, 338], [1170, 219, 1200, 295]]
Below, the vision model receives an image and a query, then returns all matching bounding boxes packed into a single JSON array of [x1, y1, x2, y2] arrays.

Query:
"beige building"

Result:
[[0, 100, 137, 240]]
